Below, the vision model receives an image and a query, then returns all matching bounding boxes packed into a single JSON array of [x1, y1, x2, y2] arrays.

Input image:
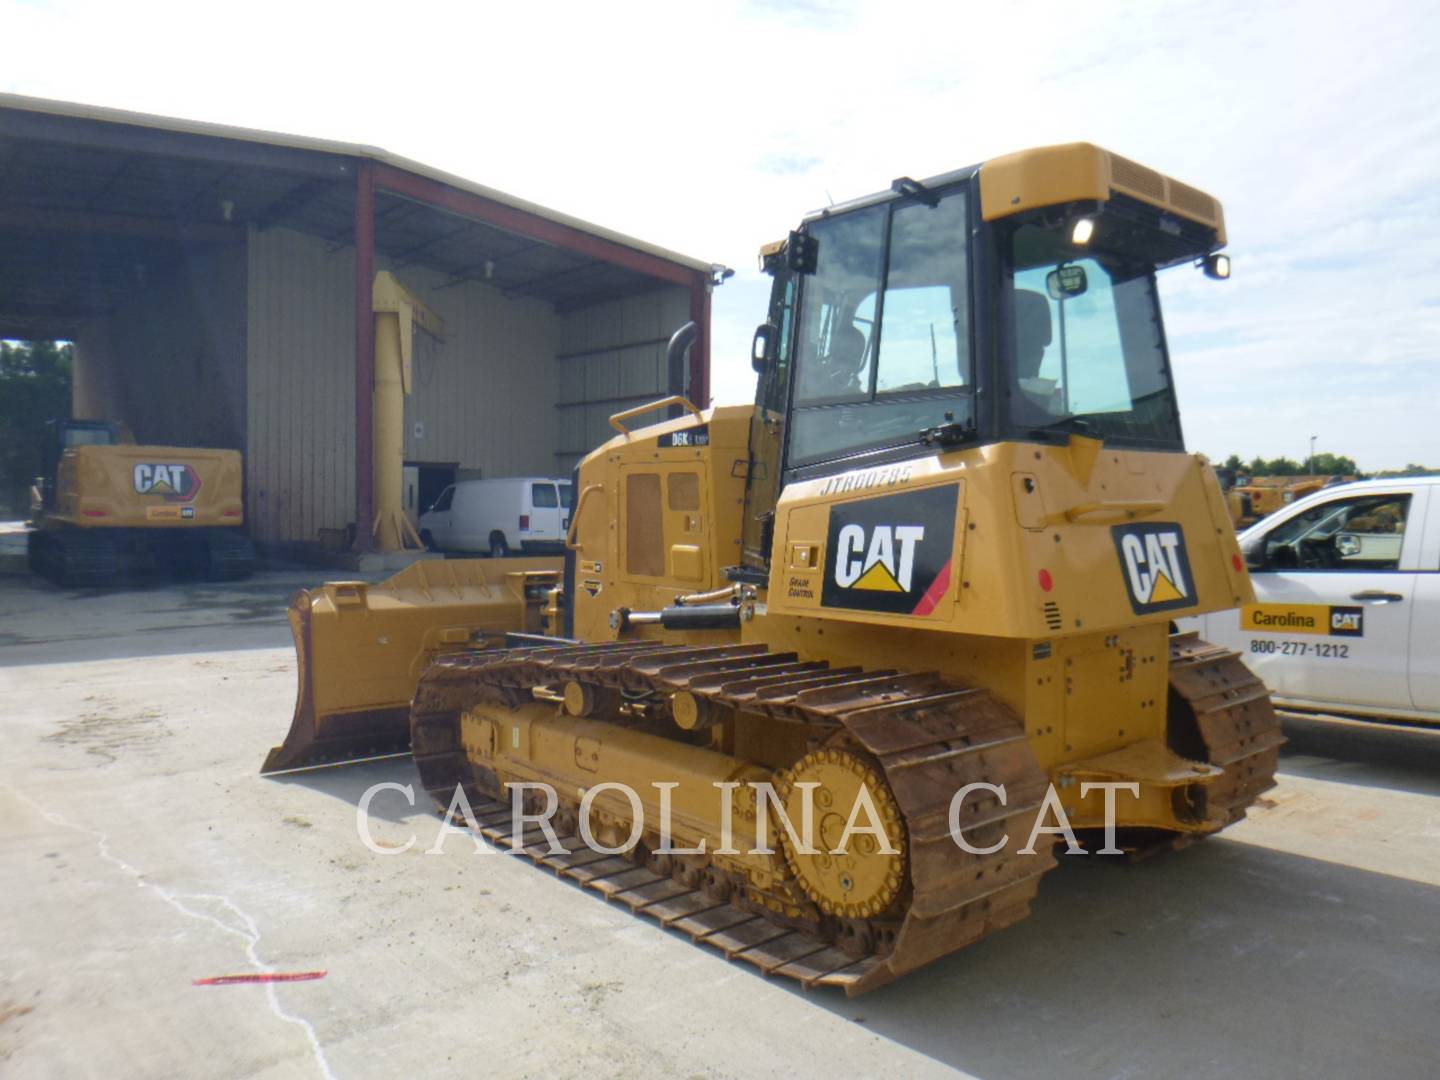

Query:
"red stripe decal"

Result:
[[910, 558, 952, 617], [193, 971, 327, 986]]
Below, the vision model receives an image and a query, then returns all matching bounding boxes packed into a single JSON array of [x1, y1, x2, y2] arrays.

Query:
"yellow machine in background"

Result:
[[1221, 474, 1352, 529], [268, 143, 1281, 994], [28, 418, 255, 586]]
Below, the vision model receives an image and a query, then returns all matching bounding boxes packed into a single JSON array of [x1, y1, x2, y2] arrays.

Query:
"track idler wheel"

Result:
[[776, 749, 906, 921]]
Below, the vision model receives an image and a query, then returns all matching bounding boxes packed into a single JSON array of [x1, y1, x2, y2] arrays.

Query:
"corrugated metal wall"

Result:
[[555, 285, 691, 475], [245, 226, 356, 545], [388, 263, 560, 478], [244, 227, 692, 544]]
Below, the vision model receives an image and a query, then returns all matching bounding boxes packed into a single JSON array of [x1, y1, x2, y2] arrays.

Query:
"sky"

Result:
[[4, 0, 1438, 471]]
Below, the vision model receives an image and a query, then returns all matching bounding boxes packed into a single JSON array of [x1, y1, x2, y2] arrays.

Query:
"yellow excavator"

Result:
[[264, 143, 1281, 994], [29, 418, 255, 586]]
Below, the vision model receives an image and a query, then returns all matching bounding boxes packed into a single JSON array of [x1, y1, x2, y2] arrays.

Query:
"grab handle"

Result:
[[566, 483, 605, 551], [609, 395, 703, 435]]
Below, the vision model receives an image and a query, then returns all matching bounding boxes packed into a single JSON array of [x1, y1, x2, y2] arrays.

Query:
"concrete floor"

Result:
[[1, 572, 1438, 1080]]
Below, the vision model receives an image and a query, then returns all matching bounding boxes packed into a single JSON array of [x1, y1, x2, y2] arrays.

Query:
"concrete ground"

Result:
[[1, 572, 1438, 1080]]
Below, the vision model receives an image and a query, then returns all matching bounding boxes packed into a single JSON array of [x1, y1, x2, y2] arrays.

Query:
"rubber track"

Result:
[[410, 641, 1058, 995]]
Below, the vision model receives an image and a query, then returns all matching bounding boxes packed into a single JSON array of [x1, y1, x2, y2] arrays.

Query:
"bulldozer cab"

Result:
[[742, 146, 1227, 575]]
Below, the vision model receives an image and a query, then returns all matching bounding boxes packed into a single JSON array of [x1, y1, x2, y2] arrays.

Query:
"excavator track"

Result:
[[27, 528, 120, 588], [1167, 630, 1285, 828], [411, 641, 1058, 995]]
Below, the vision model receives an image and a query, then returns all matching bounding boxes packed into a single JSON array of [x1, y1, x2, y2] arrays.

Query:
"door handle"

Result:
[[1350, 590, 1404, 603]]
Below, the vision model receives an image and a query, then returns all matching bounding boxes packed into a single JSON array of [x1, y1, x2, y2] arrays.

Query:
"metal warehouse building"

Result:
[[0, 94, 723, 551]]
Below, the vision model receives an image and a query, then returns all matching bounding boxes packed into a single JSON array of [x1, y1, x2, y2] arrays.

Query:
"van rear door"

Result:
[[528, 481, 563, 541], [559, 481, 573, 536]]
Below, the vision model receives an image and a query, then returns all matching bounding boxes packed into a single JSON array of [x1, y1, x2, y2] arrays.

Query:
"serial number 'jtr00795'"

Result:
[[1250, 639, 1350, 659]]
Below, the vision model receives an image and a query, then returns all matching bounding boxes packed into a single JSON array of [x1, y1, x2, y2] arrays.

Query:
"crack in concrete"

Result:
[[3, 783, 337, 1080]]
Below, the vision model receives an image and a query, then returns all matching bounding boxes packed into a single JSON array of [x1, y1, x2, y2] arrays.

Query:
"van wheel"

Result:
[[419, 529, 436, 552], [489, 532, 510, 558]]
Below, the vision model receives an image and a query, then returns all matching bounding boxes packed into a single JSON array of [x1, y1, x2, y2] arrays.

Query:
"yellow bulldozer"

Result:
[[264, 143, 1281, 994], [28, 418, 255, 586]]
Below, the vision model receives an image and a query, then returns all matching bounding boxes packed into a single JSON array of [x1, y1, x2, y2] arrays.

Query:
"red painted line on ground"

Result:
[[193, 971, 327, 986]]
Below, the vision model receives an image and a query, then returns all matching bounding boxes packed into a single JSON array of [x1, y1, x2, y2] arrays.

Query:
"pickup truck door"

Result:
[[1231, 487, 1425, 713], [1408, 487, 1440, 713]]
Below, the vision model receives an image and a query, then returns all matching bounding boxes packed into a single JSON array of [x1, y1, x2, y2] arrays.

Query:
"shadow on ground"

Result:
[[270, 747, 1440, 1079], [801, 840, 1439, 1078], [0, 572, 319, 666], [1278, 712, 1440, 798]]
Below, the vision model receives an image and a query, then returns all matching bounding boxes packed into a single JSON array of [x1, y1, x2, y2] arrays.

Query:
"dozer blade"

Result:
[[261, 556, 561, 774]]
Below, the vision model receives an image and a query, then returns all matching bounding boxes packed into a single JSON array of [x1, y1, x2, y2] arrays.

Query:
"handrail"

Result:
[[566, 483, 605, 550], [1063, 500, 1167, 524], [608, 395, 703, 435]]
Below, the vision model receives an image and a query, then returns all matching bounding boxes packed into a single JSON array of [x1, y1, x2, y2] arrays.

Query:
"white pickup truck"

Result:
[[1186, 476, 1440, 725]]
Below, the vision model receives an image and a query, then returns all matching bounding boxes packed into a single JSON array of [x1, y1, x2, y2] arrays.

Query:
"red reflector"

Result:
[[1232, 553, 1243, 572], [81, 509, 108, 518], [519, 515, 530, 531], [221, 509, 242, 518], [1038, 569, 1053, 592]]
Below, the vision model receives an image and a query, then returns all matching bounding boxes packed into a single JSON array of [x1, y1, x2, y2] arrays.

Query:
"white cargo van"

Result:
[[419, 477, 572, 556]]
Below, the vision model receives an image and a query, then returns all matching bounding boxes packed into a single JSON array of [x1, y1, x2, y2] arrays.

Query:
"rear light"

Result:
[[81, 509, 108, 518], [519, 515, 530, 532]]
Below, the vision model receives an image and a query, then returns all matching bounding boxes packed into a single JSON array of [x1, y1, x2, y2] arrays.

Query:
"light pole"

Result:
[[1308, 435, 1317, 475]]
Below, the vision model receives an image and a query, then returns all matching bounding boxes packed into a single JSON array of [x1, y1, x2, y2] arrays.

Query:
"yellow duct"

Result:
[[372, 271, 445, 551]]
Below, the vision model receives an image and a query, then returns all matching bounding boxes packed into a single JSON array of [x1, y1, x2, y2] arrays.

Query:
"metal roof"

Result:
[[0, 93, 717, 337]]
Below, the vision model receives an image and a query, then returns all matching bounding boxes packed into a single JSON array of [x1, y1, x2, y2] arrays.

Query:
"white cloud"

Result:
[[5, 0, 1438, 468]]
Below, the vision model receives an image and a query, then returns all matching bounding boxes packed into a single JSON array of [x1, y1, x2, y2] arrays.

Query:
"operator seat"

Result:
[[801, 322, 868, 399], [1014, 289, 1061, 416]]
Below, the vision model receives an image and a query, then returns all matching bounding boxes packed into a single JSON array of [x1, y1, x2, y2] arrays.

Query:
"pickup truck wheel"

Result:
[[489, 532, 510, 558]]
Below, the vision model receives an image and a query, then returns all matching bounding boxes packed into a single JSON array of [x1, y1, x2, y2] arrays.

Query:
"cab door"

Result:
[[1230, 487, 1424, 713]]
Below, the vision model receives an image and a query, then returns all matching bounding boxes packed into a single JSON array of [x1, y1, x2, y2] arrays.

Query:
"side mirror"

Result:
[[751, 323, 777, 374], [1242, 537, 1267, 571], [1046, 265, 1088, 300]]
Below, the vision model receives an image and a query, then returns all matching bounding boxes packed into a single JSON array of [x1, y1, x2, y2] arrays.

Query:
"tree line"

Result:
[[0, 340, 73, 516], [1219, 453, 1434, 480]]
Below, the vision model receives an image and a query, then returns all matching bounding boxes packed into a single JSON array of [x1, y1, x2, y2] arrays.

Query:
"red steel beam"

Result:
[[372, 163, 697, 288], [353, 160, 376, 548]]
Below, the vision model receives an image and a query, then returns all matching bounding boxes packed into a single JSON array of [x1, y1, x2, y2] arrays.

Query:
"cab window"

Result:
[[431, 485, 455, 513], [1252, 493, 1410, 572], [788, 189, 974, 466]]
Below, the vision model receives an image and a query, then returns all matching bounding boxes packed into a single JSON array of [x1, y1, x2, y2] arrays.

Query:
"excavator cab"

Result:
[[31, 419, 131, 514]]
